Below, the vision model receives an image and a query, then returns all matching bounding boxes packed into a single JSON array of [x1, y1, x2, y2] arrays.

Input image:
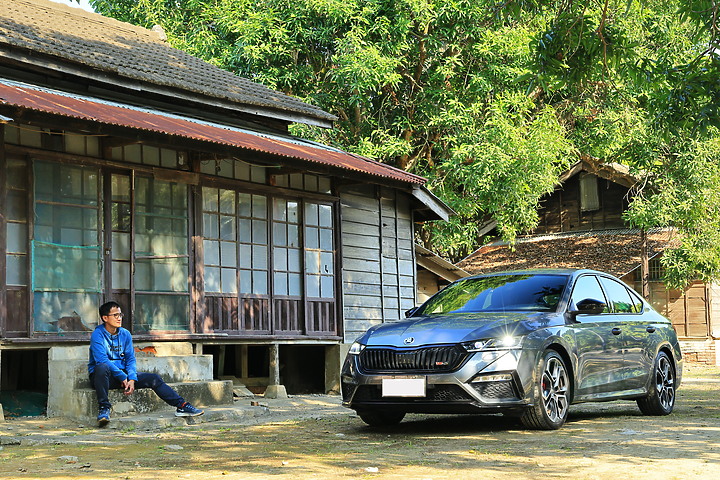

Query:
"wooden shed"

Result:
[[459, 158, 719, 365]]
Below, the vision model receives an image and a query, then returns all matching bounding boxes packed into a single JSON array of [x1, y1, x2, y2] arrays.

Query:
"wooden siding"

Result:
[[536, 175, 629, 234], [627, 271, 711, 338], [340, 185, 416, 342]]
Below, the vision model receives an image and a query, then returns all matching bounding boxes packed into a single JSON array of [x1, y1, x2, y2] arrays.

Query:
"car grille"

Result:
[[470, 382, 519, 400], [352, 384, 474, 403], [359, 345, 467, 373]]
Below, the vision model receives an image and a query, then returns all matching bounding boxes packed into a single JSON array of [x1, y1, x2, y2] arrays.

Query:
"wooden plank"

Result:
[[398, 259, 414, 276], [342, 282, 383, 296], [342, 208, 382, 226], [343, 306, 383, 319], [342, 245, 379, 259], [344, 257, 381, 273], [342, 294, 383, 308], [342, 232, 381, 249], [342, 270, 381, 285], [341, 221, 381, 235]]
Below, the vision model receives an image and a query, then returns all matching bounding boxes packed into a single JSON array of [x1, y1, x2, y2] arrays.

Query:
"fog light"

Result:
[[471, 373, 513, 383]]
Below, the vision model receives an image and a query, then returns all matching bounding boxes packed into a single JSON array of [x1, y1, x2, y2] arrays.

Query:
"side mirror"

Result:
[[405, 306, 419, 318], [569, 298, 607, 316]]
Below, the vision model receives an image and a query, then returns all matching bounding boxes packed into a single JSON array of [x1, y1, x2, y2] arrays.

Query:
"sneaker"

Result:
[[175, 402, 204, 417], [97, 407, 110, 427]]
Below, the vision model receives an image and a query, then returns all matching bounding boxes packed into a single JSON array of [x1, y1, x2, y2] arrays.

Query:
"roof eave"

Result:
[[0, 45, 336, 128], [410, 186, 454, 222]]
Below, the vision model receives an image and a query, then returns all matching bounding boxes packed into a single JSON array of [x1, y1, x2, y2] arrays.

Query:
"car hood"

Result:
[[357, 312, 559, 347]]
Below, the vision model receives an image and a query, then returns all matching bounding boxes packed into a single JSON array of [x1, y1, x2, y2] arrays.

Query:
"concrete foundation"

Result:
[[47, 343, 232, 420], [264, 384, 288, 399]]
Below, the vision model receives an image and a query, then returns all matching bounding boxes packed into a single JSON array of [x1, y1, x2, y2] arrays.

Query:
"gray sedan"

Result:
[[341, 269, 683, 429]]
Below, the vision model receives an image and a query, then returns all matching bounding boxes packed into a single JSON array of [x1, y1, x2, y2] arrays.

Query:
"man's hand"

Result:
[[122, 379, 135, 395]]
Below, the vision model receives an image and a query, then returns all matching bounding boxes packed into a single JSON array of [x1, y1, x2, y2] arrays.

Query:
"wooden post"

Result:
[[264, 343, 287, 398], [641, 229, 650, 300]]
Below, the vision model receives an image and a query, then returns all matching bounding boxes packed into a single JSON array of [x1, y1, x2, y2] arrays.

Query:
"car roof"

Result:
[[463, 268, 605, 280]]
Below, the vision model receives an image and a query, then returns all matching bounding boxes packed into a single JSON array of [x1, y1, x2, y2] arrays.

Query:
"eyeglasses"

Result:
[[106, 312, 124, 319]]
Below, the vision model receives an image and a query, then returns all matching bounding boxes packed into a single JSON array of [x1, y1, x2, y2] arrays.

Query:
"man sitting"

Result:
[[88, 301, 204, 427]]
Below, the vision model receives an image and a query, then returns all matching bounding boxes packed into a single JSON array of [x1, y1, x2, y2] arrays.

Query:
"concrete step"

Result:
[[70, 379, 234, 421], [96, 402, 270, 431]]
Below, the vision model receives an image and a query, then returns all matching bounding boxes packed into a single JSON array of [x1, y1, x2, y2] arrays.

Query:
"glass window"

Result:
[[570, 275, 609, 313], [303, 201, 334, 299], [202, 189, 268, 296], [417, 274, 568, 315], [6, 159, 28, 288], [32, 161, 102, 333], [598, 277, 636, 314], [133, 177, 189, 331], [272, 198, 303, 297]]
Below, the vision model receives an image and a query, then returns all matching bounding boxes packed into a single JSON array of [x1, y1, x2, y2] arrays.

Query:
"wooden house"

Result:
[[458, 158, 719, 365], [0, 0, 450, 417]]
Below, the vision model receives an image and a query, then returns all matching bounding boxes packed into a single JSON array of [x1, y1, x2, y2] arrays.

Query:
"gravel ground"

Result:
[[1, 363, 718, 479]]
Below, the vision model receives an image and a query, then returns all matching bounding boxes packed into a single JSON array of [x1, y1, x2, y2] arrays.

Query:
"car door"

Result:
[[568, 274, 625, 398], [597, 276, 653, 392]]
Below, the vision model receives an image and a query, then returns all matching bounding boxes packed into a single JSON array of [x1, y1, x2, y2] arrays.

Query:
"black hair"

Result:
[[99, 301, 121, 320]]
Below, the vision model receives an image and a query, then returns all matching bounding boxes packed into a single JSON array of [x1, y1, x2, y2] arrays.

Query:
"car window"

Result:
[[569, 275, 609, 313], [598, 277, 635, 313], [414, 274, 568, 315], [627, 288, 644, 313]]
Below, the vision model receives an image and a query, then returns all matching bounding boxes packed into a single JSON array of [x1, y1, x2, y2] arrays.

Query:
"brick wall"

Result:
[[679, 339, 718, 365]]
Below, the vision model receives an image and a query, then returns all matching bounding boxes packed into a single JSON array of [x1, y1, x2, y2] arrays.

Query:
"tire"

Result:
[[521, 350, 570, 430], [637, 351, 676, 416], [357, 410, 406, 427]]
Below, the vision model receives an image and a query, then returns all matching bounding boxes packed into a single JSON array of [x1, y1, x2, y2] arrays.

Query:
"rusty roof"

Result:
[[0, 79, 425, 185], [0, 0, 335, 125], [458, 229, 679, 278]]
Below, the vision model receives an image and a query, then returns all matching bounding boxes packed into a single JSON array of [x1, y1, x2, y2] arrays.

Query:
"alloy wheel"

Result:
[[655, 354, 675, 411], [541, 356, 569, 423]]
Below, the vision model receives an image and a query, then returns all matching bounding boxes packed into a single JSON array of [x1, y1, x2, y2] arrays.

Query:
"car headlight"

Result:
[[348, 342, 365, 355], [462, 336, 524, 352]]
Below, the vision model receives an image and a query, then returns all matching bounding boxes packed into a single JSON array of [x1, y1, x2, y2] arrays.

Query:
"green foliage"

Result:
[[90, 0, 720, 285]]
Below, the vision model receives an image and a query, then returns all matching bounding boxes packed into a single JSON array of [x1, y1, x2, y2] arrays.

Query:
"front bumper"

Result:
[[341, 347, 534, 414]]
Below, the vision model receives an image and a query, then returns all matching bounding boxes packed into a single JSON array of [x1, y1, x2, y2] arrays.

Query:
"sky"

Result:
[[49, 0, 95, 12]]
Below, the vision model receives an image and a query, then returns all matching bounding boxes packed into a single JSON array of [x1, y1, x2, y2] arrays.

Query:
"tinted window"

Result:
[[570, 275, 609, 313], [598, 277, 635, 313], [415, 274, 568, 315]]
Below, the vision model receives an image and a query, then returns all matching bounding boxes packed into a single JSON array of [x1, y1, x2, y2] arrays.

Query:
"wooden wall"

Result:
[[339, 185, 416, 342], [625, 269, 710, 338], [536, 174, 629, 233]]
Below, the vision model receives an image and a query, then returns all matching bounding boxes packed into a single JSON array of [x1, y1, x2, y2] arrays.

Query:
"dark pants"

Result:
[[90, 363, 185, 410]]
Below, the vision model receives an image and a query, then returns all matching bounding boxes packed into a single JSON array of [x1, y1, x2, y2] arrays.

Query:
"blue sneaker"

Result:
[[175, 402, 204, 417], [97, 406, 110, 427]]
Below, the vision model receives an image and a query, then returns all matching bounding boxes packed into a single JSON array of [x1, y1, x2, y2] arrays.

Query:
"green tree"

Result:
[[88, 0, 720, 288]]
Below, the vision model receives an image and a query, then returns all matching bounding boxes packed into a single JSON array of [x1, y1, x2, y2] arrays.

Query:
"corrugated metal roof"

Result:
[[0, 80, 425, 185]]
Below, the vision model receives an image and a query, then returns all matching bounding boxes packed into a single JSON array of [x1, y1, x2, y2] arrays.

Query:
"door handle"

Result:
[[646, 326, 656, 333], [611, 327, 622, 335]]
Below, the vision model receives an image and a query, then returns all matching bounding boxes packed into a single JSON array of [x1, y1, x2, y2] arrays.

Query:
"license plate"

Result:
[[381, 378, 426, 397]]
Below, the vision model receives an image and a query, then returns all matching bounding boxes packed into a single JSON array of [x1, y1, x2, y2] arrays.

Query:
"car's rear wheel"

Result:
[[357, 410, 406, 427], [637, 351, 676, 415], [521, 349, 570, 430]]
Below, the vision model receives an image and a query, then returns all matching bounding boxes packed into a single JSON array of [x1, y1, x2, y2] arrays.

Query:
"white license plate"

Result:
[[381, 378, 426, 397]]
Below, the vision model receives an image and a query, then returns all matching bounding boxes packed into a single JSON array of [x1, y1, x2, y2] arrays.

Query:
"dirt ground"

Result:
[[1, 362, 719, 480]]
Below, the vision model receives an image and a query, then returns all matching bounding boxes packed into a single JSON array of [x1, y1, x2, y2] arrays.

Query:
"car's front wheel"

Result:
[[637, 351, 676, 415], [357, 410, 406, 427], [521, 349, 570, 430]]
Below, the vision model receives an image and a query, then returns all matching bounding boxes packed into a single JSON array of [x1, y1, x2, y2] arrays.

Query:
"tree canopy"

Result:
[[87, 0, 720, 288]]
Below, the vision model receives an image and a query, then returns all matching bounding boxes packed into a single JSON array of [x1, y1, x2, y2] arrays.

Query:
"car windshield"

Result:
[[414, 274, 568, 315]]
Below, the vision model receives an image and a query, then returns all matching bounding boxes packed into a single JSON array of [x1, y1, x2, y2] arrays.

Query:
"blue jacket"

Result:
[[88, 324, 137, 382]]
